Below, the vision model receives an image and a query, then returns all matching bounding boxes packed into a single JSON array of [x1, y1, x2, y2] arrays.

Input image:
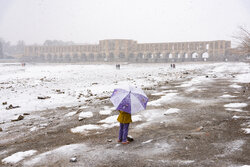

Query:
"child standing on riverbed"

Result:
[[117, 110, 132, 144]]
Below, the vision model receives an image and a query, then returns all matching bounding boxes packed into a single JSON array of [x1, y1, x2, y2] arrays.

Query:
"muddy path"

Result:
[[0, 72, 250, 167]]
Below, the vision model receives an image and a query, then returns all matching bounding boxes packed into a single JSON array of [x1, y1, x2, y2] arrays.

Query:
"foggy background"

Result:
[[0, 0, 250, 45]]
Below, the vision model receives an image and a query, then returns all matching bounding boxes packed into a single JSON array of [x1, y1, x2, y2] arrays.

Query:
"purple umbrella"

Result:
[[110, 86, 148, 114]]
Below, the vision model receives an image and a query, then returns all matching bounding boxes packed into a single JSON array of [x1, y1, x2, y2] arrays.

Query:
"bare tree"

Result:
[[233, 26, 250, 55]]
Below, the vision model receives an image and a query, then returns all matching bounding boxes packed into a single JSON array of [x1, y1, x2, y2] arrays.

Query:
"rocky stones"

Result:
[[193, 126, 204, 132], [2, 102, 7, 105], [23, 113, 30, 115], [11, 115, 24, 122], [127, 135, 134, 142], [0, 127, 2, 132], [55, 89, 65, 94], [6, 104, 20, 110], [37, 96, 51, 100], [70, 157, 77, 163], [107, 139, 112, 142], [185, 135, 192, 139]]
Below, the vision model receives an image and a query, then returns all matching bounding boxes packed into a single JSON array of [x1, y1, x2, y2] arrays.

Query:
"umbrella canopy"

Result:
[[110, 86, 148, 114]]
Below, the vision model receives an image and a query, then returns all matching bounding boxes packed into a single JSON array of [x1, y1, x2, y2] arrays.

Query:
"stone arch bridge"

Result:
[[23, 39, 231, 63]]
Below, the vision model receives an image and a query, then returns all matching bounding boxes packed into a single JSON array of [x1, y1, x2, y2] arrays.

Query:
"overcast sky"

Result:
[[0, 0, 249, 45]]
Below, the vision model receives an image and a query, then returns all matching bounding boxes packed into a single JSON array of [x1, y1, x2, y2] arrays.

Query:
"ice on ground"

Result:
[[224, 103, 248, 108], [2, 150, 37, 164], [79, 112, 93, 119], [242, 128, 250, 134], [99, 108, 112, 115], [148, 93, 178, 106], [164, 108, 180, 115], [225, 108, 244, 112], [220, 94, 237, 98], [71, 124, 101, 133], [142, 139, 153, 144], [64, 111, 77, 117], [229, 84, 242, 89]]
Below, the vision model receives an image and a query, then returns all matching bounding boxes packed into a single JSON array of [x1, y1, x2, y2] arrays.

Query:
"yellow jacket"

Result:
[[117, 111, 132, 123]]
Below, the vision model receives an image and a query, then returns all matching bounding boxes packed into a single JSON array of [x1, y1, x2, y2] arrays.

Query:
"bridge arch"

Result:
[[53, 54, 58, 62], [88, 53, 94, 61], [128, 53, 135, 62], [58, 54, 63, 63], [96, 53, 103, 61], [65, 54, 71, 62], [39, 54, 45, 62], [47, 54, 52, 62], [201, 52, 209, 61], [72, 53, 79, 62], [169, 53, 173, 59], [81, 53, 87, 61], [109, 52, 114, 61], [119, 52, 125, 59]]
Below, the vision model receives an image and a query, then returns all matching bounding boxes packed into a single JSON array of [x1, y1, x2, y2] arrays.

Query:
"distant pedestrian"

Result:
[[116, 64, 120, 70], [170, 64, 173, 68], [117, 110, 132, 144], [173, 64, 175, 68]]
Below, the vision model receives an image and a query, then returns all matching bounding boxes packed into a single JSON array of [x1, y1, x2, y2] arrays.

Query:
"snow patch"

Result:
[[225, 108, 244, 112], [2, 150, 37, 164], [242, 128, 250, 134], [71, 124, 101, 133], [23, 144, 87, 166], [99, 109, 112, 115], [162, 90, 177, 93], [164, 108, 180, 115], [132, 115, 143, 122], [148, 93, 178, 106], [151, 92, 165, 96], [64, 111, 77, 117], [101, 123, 119, 128], [98, 115, 118, 124], [142, 139, 153, 144], [229, 84, 242, 88], [79, 111, 93, 119], [235, 73, 250, 83], [220, 94, 237, 98], [224, 103, 247, 108]]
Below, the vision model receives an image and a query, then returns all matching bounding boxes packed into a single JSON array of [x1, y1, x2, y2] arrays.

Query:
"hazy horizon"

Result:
[[0, 0, 250, 45]]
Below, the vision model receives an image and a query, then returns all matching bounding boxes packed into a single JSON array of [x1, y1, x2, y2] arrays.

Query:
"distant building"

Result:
[[22, 39, 232, 62]]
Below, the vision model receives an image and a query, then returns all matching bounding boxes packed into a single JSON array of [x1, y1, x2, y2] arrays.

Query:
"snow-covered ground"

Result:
[[0, 62, 250, 166], [0, 62, 249, 123]]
